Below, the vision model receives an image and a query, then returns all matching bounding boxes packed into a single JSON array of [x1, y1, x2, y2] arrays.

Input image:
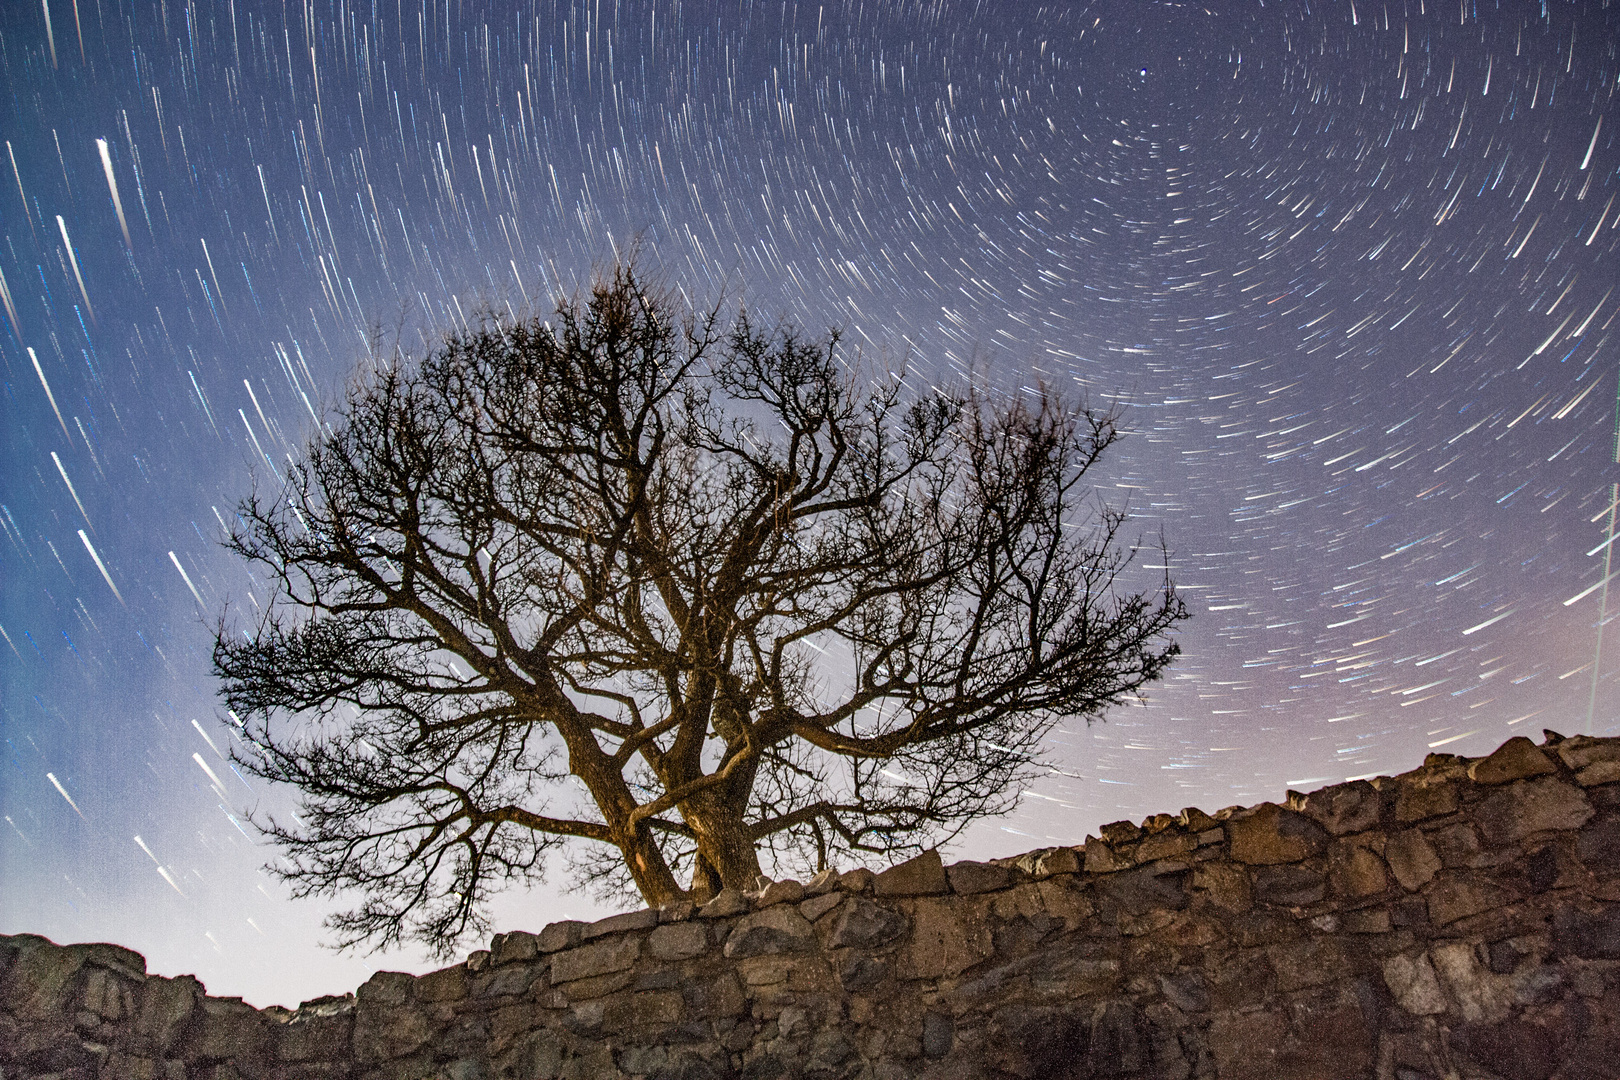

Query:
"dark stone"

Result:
[[1158, 972, 1210, 1012], [1449, 1019, 1561, 1080], [1525, 845, 1560, 892], [1486, 938, 1524, 974], [1576, 818, 1620, 874], [1098, 864, 1189, 914], [989, 1005, 1090, 1079], [838, 955, 888, 991], [1390, 897, 1429, 929], [1553, 905, 1620, 959], [1250, 864, 1326, 906], [922, 1011, 954, 1058], [826, 899, 908, 950], [1088, 1000, 1149, 1077]]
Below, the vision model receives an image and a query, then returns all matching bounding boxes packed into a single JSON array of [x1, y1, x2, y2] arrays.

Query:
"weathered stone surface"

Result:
[[1226, 803, 1328, 865], [1476, 777, 1594, 844], [752, 879, 804, 907], [697, 887, 748, 917], [944, 861, 1011, 895], [1302, 779, 1383, 835], [1329, 840, 1389, 897], [1385, 829, 1442, 891], [826, 898, 908, 950], [550, 936, 641, 984], [903, 898, 993, 979], [797, 891, 843, 923], [537, 920, 586, 953], [1395, 777, 1460, 822], [1557, 734, 1620, 786], [1426, 871, 1510, 926], [582, 908, 659, 940], [1469, 735, 1558, 784], [5, 732, 1618, 1080], [646, 922, 710, 962], [1384, 952, 1448, 1014], [721, 905, 815, 959], [872, 849, 947, 897]]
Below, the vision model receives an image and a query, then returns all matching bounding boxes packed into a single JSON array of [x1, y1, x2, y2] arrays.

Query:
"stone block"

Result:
[[1385, 829, 1441, 891], [945, 861, 1011, 895], [1226, 804, 1328, 865], [536, 920, 586, 953], [827, 898, 908, 949], [1268, 937, 1355, 992], [1429, 941, 1513, 1023], [1552, 905, 1620, 959], [135, 975, 203, 1051], [1426, 871, 1510, 926], [491, 931, 538, 965], [414, 965, 468, 1003], [647, 921, 710, 962], [1084, 836, 1130, 873], [1383, 952, 1447, 1015], [1395, 778, 1460, 822], [1032, 847, 1081, 877], [1207, 1007, 1288, 1080], [1448, 1018, 1562, 1080], [658, 900, 696, 922], [682, 972, 746, 1019], [839, 867, 875, 893], [1469, 736, 1557, 784], [601, 989, 685, 1034], [1190, 861, 1252, 912], [1329, 840, 1389, 897], [1100, 820, 1142, 844], [1136, 830, 1196, 862], [185, 996, 268, 1061], [1477, 777, 1593, 845], [903, 898, 993, 979], [874, 850, 948, 897], [1557, 735, 1620, 786], [550, 936, 641, 984], [1251, 864, 1326, 907], [1301, 779, 1383, 835], [799, 891, 843, 923], [1577, 818, 1620, 873], [752, 879, 803, 907], [698, 888, 748, 917], [1035, 878, 1094, 930], [582, 908, 659, 940], [722, 905, 815, 958]]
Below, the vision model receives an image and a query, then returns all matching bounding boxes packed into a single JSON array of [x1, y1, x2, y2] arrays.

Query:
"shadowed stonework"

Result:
[[4, 732, 1619, 1080]]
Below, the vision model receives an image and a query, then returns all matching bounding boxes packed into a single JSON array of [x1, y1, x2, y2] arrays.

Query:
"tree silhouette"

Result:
[[214, 262, 1187, 955]]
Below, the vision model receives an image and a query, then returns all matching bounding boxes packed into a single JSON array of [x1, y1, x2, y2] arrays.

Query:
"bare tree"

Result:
[[214, 262, 1188, 955]]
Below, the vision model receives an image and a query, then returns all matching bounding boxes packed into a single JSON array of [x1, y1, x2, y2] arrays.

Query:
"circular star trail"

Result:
[[0, 0, 1616, 1006]]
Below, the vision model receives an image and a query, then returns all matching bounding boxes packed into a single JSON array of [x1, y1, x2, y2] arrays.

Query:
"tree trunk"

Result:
[[620, 820, 684, 907], [683, 794, 763, 896]]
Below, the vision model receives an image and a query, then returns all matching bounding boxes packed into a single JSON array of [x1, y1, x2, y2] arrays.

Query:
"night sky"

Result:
[[1, 0, 1618, 1008]]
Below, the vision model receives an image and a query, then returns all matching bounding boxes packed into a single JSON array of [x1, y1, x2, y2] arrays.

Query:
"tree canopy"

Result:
[[214, 263, 1188, 955]]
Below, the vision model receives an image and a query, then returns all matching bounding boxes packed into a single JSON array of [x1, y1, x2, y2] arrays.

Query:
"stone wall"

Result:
[[5, 731, 1620, 1080]]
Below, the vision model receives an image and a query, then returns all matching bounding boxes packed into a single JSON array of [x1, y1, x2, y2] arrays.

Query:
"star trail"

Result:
[[0, 0, 1617, 1006]]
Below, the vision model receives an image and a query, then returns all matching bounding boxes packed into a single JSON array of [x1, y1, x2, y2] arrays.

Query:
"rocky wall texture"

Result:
[[5, 731, 1620, 1080]]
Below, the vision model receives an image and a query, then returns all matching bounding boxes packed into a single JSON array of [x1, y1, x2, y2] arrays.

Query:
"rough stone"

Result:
[[1469, 735, 1558, 784], [1302, 779, 1383, 835], [1226, 803, 1328, 865], [1476, 777, 1594, 845], [944, 861, 1011, 895], [550, 937, 641, 984], [582, 908, 659, 940], [537, 921, 586, 953], [752, 879, 804, 907], [647, 922, 710, 962], [903, 898, 993, 979], [1395, 777, 1460, 822], [4, 732, 1617, 1080], [826, 898, 908, 950], [1383, 953, 1448, 1015], [1557, 735, 1620, 786], [697, 888, 749, 917], [1385, 829, 1442, 891], [721, 905, 815, 959], [873, 849, 948, 897]]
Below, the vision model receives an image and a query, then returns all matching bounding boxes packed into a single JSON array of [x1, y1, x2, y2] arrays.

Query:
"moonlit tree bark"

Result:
[[213, 261, 1188, 956]]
